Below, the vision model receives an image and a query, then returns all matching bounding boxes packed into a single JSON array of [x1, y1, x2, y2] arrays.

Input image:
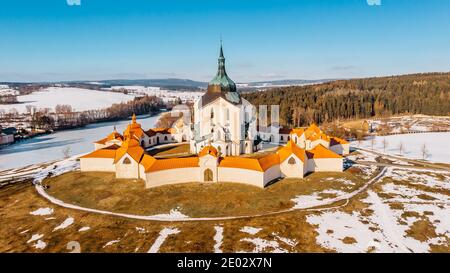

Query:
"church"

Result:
[[79, 45, 349, 188], [190, 44, 258, 156]]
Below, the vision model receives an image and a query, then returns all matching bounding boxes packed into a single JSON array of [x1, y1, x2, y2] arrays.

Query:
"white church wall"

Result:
[[310, 158, 343, 172], [280, 155, 304, 178], [145, 167, 201, 188], [217, 167, 265, 188], [115, 154, 140, 179], [330, 144, 349, 155], [263, 164, 281, 186], [80, 158, 115, 172]]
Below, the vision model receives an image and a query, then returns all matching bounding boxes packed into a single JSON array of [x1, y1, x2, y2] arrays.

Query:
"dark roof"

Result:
[[1, 127, 17, 135], [200, 44, 241, 107]]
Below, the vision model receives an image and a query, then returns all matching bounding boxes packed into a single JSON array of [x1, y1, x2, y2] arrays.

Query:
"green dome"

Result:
[[201, 44, 241, 106], [208, 45, 237, 93]]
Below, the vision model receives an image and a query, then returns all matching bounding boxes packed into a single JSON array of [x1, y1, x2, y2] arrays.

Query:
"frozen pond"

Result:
[[353, 132, 450, 164], [0, 114, 161, 170]]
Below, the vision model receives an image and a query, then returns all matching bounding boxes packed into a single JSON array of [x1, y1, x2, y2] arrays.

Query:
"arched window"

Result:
[[287, 136, 290, 141], [288, 157, 296, 165], [164, 136, 168, 141], [210, 108, 214, 119], [211, 128, 214, 133], [123, 157, 131, 164], [141, 140, 144, 146], [280, 136, 284, 141]]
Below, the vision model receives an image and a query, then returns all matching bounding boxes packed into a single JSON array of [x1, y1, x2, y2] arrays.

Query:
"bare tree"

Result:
[[398, 142, 404, 156], [382, 138, 388, 153], [62, 147, 71, 159], [371, 137, 376, 151], [421, 143, 429, 160]]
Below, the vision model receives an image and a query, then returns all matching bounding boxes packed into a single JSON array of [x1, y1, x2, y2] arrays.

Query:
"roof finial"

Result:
[[219, 37, 224, 59], [132, 113, 136, 124]]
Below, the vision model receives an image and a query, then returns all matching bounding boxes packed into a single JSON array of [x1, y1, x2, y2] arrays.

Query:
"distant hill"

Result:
[[0, 78, 334, 91], [243, 72, 450, 127]]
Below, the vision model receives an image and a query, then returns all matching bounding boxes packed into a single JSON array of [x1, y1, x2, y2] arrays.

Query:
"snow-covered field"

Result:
[[307, 166, 450, 253], [107, 86, 202, 103], [368, 115, 450, 133], [353, 132, 450, 164], [1, 87, 135, 113]]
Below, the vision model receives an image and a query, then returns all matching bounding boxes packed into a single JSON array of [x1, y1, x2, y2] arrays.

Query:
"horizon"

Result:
[[1, 0, 450, 82]]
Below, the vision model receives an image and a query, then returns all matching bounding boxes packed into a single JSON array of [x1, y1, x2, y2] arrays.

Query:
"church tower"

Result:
[[190, 43, 257, 156]]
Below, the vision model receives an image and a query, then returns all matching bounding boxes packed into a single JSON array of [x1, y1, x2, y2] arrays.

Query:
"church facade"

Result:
[[79, 45, 349, 188], [190, 45, 258, 156]]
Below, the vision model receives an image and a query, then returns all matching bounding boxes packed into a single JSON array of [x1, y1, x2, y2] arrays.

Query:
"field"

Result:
[[0, 148, 449, 253], [43, 170, 365, 218], [1, 87, 135, 113], [354, 132, 450, 164]]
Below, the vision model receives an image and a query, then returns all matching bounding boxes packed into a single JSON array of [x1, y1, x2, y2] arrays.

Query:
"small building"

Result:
[[0, 127, 16, 145]]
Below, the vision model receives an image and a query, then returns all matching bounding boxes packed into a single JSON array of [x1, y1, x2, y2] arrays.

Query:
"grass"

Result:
[[148, 143, 192, 158], [44, 170, 364, 218]]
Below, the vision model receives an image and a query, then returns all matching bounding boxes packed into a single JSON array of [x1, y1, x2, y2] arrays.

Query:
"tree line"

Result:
[[243, 72, 450, 127]]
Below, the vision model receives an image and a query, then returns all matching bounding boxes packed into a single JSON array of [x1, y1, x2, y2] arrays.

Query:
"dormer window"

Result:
[[123, 157, 131, 165]]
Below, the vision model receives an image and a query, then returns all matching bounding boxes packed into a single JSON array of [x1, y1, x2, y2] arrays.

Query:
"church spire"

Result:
[[217, 41, 226, 77]]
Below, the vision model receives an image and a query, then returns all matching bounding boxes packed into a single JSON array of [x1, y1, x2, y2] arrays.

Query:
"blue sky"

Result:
[[0, 0, 449, 82]]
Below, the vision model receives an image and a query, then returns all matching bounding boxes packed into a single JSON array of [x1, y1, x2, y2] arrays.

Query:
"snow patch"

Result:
[[147, 227, 180, 253], [53, 217, 74, 231], [240, 226, 262, 235], [30, 207, 54, 216], [213, 226, 224, 253], [27, 234, 44, 244]]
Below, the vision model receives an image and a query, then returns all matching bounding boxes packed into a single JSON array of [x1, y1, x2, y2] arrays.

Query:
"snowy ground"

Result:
[[352, 132, 450, 164], [368, 115, 450, 133], [307, 166, 450, 253], [107, 86, 202, 103], [1, 87, 135, 114]]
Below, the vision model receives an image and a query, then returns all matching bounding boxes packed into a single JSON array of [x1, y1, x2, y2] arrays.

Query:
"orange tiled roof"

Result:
[[219, 157, 264, 172], [146, 127, 175, 137], [290, 128, 305, 137], [330, 137, 349, 145], [306, 144, 342, 159], [199, 146, 218, 157], [94, 130, 123, 144], [277, 140, 306, 162], [80, 149, 116, 159], [145, 157, 199, 172], [140, 154, 157, 172], [258, 153, 280, 171], [114, 138, 145, 163]]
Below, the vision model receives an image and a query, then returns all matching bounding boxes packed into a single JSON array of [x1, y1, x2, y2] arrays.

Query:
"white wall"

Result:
[[330, 144, 350, 155], [308, 158, 343, 172], [263, 164, 281, 185], [145, 167, 201, 188], [80, 158, 115, 172], [280, 155, 304, 178], [115, 154, 140, 179], [217, 167, 265, 188]]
